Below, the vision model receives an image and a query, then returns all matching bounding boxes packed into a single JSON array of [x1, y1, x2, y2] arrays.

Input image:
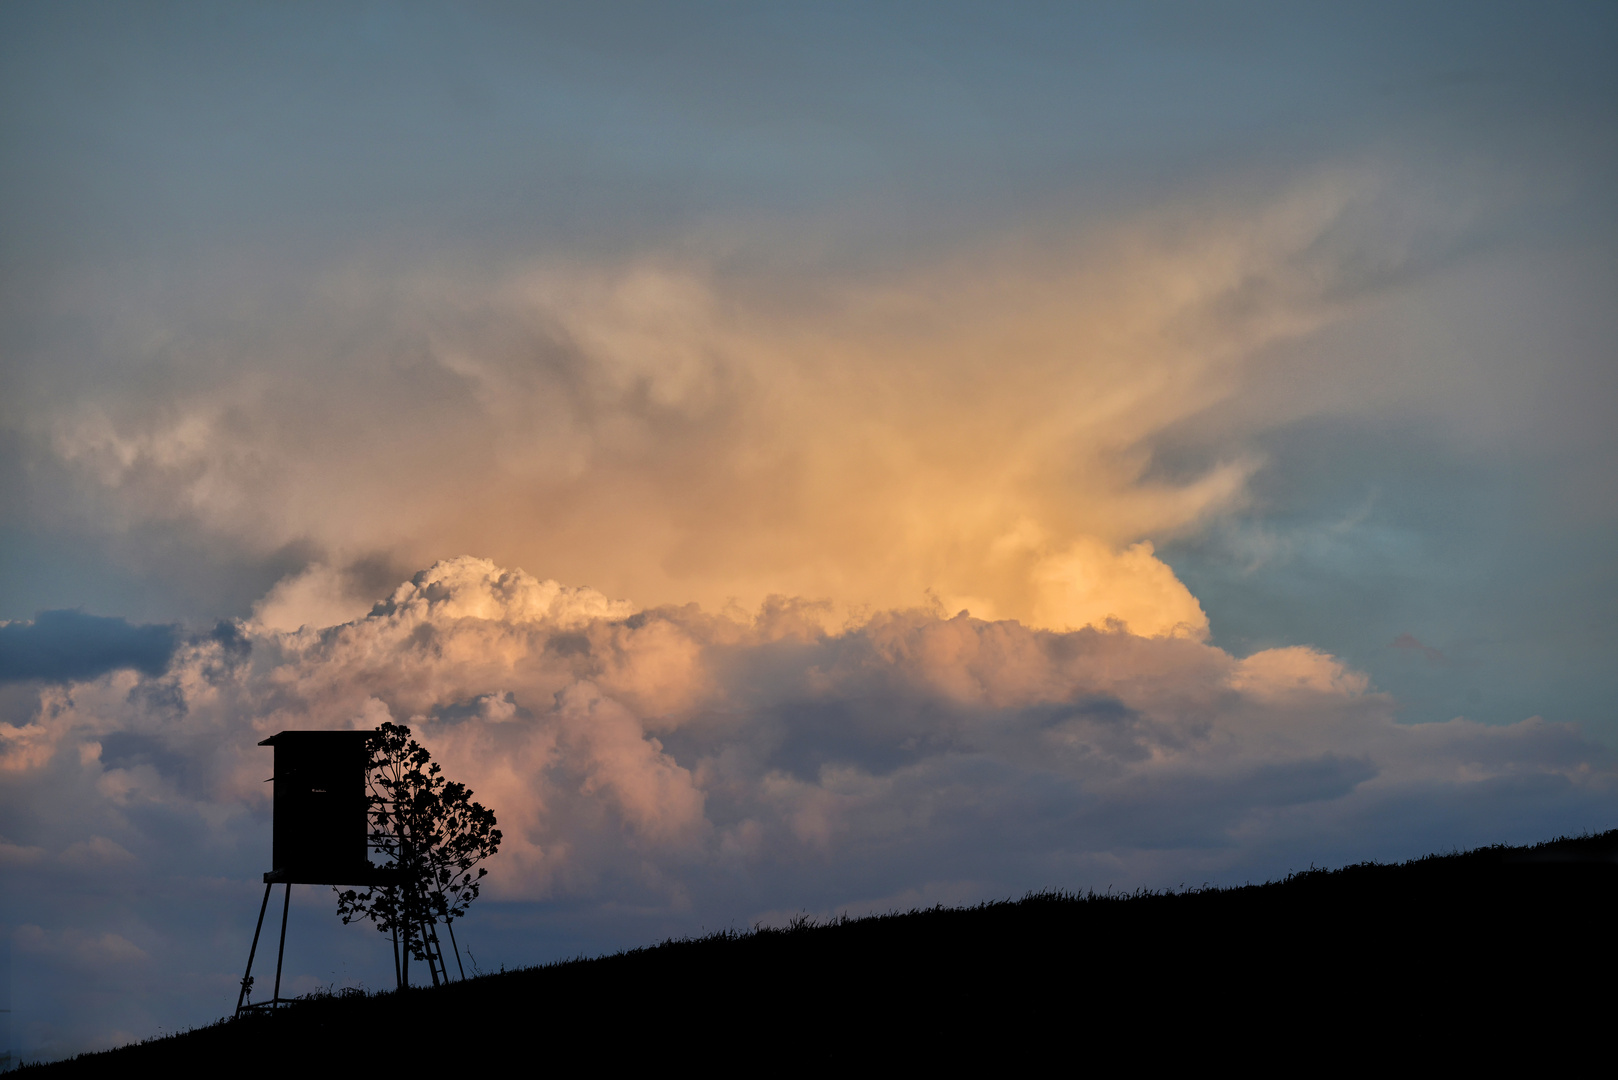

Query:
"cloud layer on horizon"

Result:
[[5, 556, 1613, 1054]]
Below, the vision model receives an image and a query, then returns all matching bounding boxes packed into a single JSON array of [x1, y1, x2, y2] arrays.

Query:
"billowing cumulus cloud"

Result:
[[4, 557, 1612, 1052]]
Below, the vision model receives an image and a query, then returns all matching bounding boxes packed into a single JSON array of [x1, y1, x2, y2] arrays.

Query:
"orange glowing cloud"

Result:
[[49, 174, 1407, 637]]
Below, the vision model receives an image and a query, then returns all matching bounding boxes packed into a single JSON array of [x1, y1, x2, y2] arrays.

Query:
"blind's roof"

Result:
[[257, 730, 374, 747]]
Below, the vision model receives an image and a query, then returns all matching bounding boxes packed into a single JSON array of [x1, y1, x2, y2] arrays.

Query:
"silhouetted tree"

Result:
[[335, 722, 501, 988]]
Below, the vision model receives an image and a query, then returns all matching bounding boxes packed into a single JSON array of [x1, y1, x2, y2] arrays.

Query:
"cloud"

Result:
[[1392, 632, 1448, 666], [15, 925, 149, 968], [5, 557, 1610, 899], [22, 173, 1440, 634], [59, 835, 136, 868], [0, 610, 178, 684], [251, 564, 377, 634]]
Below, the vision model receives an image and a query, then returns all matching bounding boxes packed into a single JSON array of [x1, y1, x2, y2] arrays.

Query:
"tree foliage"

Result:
[[334, 722, 501, 984]]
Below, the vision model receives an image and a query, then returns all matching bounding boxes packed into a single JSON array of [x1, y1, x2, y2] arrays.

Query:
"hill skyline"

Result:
[[24, 828, 1618, 1071]]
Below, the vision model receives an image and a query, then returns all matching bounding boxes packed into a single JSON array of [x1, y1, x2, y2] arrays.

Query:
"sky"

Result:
[[2, 0, 1616, 1060]]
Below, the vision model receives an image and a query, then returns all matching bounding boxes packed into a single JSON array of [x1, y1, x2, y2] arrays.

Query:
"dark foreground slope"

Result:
[[29, 831, 1617, 1072]]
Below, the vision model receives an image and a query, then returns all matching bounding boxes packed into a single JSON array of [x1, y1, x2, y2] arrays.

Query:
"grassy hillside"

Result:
[[26, 830, 1617, 1071]]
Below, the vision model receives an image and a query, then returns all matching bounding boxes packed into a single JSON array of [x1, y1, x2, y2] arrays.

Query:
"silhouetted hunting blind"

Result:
[[261, 730, 373, 884], [237, 729, 393, 1017]]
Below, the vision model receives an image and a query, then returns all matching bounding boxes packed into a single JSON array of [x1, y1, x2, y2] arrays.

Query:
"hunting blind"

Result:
[[261, 730, 373, 884], [236, 729, 389, 1015]]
